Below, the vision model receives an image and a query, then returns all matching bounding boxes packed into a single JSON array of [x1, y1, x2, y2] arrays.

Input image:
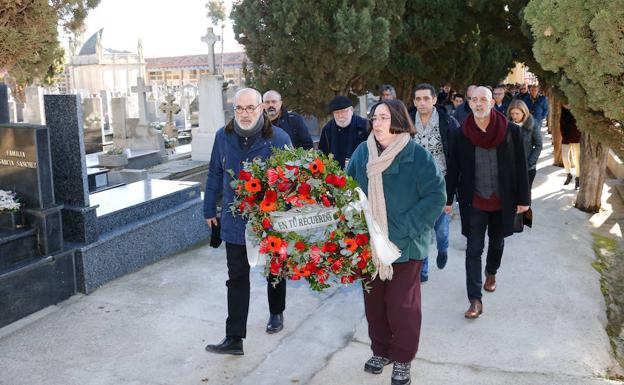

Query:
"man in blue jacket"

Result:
[[523, 84, 549, 127], [263, 90, 313, 149], [204, 88, 292, 355], [319, 96, 368, 168]]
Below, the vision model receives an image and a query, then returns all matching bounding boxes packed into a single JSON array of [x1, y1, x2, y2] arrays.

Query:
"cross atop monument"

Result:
[[131, 77, 153, 124], [159, 93, 181, 139], [201, 27, 221, 75]]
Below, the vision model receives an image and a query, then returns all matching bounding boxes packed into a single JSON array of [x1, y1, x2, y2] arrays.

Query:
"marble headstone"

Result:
[[0, 84, 9, 124], [82, 96, 104, 154], [43, 94, 98, 243], [22, 86, 45, 124], [192, 74, 225, 161]]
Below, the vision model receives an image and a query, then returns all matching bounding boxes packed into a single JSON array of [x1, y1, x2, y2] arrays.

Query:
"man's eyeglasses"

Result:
[[234, 104, 261, 114]]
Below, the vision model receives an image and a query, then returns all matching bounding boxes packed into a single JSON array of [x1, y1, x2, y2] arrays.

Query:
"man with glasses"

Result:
[[492, 85, 509, 114], [263, 90, 313, 149], [410, 83, 459, 282], [319, 95, 368, 168], [203, 88, 292, 355], [453, 85, 477, 126]]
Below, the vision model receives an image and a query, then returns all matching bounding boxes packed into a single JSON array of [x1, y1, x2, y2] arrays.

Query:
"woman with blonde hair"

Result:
[[507, 99, 543, 191]]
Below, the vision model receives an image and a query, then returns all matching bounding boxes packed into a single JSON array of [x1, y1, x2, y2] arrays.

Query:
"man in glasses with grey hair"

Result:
[[203, 87, 292, 355]]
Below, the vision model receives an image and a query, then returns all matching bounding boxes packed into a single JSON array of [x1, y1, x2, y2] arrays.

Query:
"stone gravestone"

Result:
[[44, 95, 98, 244], [0, 119, 75, 328], [111, 97, 129, 142], [192, 74, 225, 161], [8, 98, 17, 123], [0, 124, 64, 255], [82, 96, 105, 154], [146, 95, 159, 123], [131, 77, 152, 125], [0, 84, 9, 124], [201, 27, 221, 75], [100, 90, 112, 132], [22, 86, 46, 124], [160, 94, 180, 139]]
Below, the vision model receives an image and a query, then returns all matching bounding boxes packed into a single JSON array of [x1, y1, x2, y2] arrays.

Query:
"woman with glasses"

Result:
[[347, 99, 446, 385]]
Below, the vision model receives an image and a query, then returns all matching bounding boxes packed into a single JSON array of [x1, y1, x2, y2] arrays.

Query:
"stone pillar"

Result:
[[0, 84, 9, 124], [23, 86, 46, 124], [192, 74, 225, 161]]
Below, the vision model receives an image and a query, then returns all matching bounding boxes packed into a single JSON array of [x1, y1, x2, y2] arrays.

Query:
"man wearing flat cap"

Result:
[[319, 96, 368, 168]]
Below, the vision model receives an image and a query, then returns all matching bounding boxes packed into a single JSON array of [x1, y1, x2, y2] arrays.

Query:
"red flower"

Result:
[[290, 274, 301, 281], [285, 164, 299, 176], [238, 202, 246, 212], [259, 238, 269, 253], [245, 195, 256, 204], [357, 257, 367, 270], [262, 217, 272, 229], [260, 199, 277, 212], [266, 168, 279, 186], [331, 259, 342, 272], [267, 235, 282, 253], [277, 182, 292, 192], [310, 246, 321, 263], [264, 190, 278, 203], [308, 158, 325, 174], [244, 178, 262, 193], [343, 238, 358, 252], [321, 195, 331, 207], [325, 174, 337, 185], [341, 275, 354, 284], [295, 241, 306, 251], [335, 176, 347, 188], [356, 234, 369, 246], [297, 182, 311, 196], [239, 170, 252, 181], [322, 242, 337, 253], [270, 258, 281, 274], [316, 268, 328, 283]]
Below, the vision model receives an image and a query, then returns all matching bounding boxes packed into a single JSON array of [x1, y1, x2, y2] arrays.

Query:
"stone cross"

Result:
[[131, 77, 152, 124], [159, 94, 181, 139], [201, 27, 221, 74]]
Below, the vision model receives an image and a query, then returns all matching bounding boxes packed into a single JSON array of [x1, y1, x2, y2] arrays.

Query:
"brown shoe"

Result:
[[464, 299, 483, 319], [484, 273, 496, 292]]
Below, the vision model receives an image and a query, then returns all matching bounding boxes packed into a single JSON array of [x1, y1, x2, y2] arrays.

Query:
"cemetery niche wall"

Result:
[[0, 92, 210, 328]]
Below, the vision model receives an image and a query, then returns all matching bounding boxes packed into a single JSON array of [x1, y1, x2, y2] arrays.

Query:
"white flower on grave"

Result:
[[0, 190, 21, 213]]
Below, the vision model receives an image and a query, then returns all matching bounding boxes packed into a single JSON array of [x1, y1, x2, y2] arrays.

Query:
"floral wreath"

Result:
[[230, 147, 374, 291]]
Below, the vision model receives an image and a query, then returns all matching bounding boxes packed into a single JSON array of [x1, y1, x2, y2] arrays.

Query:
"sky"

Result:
[[66, 0, 244, 58]]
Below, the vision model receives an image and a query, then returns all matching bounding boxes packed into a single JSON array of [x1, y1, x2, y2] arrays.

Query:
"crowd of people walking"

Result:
[[201, 80, 581, 385]]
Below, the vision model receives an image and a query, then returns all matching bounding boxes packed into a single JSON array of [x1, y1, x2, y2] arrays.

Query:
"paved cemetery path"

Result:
[[1, 133, 623, 385]]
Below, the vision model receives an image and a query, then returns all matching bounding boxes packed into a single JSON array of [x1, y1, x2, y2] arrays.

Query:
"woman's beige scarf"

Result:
[[366, 132, 411, 280]]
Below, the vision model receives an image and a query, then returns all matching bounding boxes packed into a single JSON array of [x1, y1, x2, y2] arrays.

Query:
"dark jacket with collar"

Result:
[[519, 115, 543, 170], [453, 100, 472, 127], [409, 104, 459, 169], [493, 100, 509, 115], [523, 94, 549, 124], [272, 106, 313, 149], [346, 140, 446, 263], [319, 114, 368, 168], [446, 114, 530, 238], [203, 122, 292, 245]]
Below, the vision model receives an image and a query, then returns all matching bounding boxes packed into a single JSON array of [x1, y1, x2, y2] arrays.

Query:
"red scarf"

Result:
[[463, 110, 508, 148]]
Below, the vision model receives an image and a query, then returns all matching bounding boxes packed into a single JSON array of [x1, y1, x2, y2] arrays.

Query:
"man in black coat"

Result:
[[409, 83, 460, 281], [445, 86, 530, 319], [263, 90, 313, 149], [319, 96, 368, 168], [453, 85, 477, 126]]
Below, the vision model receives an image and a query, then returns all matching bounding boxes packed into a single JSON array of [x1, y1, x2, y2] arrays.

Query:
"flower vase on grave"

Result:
[[0, 211, 22, 230]]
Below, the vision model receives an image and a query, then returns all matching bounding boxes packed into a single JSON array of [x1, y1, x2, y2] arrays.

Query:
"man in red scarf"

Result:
[[445, 86, 530, 319]]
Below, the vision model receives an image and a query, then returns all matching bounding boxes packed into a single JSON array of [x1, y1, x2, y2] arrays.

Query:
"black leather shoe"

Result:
[[575, 177, 580, 190], [564, 173, 573, 185], [205, 337, 244, 355], [266, 313, 284, 334]]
